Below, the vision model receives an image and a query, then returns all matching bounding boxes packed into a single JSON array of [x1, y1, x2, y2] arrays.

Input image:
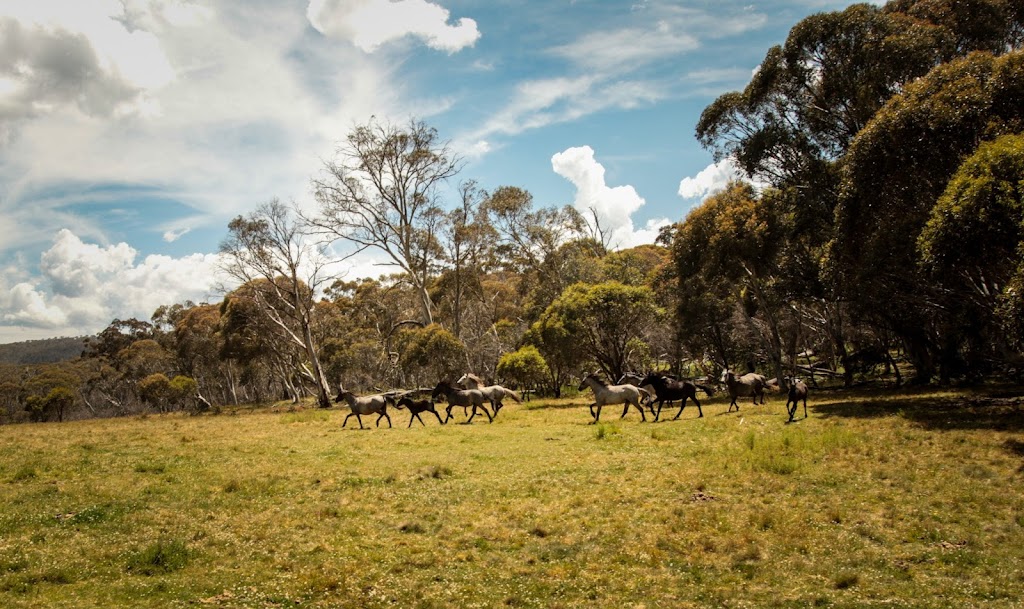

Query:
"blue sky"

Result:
[[0, 0, 867, 343]]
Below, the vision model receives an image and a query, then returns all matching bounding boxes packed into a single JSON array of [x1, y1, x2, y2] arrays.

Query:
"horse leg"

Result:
[[444, 405, 454, 424], [343, 412, 353, 428], [593, 403, 603, 422], [620, 402, 630, 419], [803, 397, 808, 419], [654, 399, 663, 422], [432, 409, 444, 425], [674, 397, 687, 420], [589, 402, 597, 421], [377, 411, 391, 428], [408, 413, 417, 428], [633, 398, 647, 422], [479, 403, 494, 423], [355, 414, 365, 429], [693, 395, 703, 418]]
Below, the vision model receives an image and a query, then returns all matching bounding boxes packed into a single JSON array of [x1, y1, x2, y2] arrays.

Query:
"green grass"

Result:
[[0, 387, 1023, 607]]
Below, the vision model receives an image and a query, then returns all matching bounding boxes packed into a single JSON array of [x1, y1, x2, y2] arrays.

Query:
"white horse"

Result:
[[578, 373, 647, 423], [456, 373, 521, 414]]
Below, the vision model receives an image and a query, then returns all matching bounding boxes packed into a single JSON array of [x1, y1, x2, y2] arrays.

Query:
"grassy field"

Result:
[[1, 386, 1023, 608]]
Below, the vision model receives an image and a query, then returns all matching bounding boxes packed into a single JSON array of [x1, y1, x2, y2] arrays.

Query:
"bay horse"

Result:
[[578, 373, 647, 423], [456, 373, 521, 414], [720, 370, 766, 412], [335, 390, 394, 429], [395, 396, 446, 427], [638, 372, 714, 421], [431, 380, 493, 424]]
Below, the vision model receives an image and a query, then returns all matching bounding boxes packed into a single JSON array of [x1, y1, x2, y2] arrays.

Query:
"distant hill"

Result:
[[0, 337, 88, 364]]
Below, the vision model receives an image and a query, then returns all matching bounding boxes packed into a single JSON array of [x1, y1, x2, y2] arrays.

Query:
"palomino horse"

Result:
[[578, 373, 647, 423], [335, 389, 394, 429], [637, 372, 714, 421], [720, 370, 766, 412], [431, 380, 493, 424], [456, 373, 521, 414]]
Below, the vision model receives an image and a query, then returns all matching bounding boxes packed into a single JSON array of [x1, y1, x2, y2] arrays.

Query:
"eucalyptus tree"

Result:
[[672, 182, 796, 383], [537, 281, 662, 382], [481, 186, 591, 318], [918, 134, 1024, 367], [833, 50, 1024, 380], [219, 199, 334, 408], [310, 118, 460, 326]]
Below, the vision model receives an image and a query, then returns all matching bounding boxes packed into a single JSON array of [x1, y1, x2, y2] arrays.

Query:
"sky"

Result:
[[0, 0, 871, 344]]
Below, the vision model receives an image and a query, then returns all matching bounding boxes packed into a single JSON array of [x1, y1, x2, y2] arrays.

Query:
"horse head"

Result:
[[431, 380, 451, 400]]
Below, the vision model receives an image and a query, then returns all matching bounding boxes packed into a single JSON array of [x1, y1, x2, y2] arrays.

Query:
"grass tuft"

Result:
[[417, 465, 452, 480], [399, 522, 426, 534], [594, 422, 621, 440], [834, 572, 860, 589], [125, 539, 191, 576], [10, 465, 38, 483]]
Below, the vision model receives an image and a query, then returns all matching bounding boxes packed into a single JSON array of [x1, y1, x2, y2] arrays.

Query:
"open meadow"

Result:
[[1, 387, 1023, 608]]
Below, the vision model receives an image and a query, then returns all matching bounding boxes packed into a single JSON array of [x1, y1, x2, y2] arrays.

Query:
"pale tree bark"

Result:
[[219, 199, 335, 408], [308, 118, 461, 326]]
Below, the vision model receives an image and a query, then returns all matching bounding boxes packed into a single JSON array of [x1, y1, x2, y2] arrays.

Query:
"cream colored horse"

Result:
[[578, 373, 647, 423], [456, 373, 521, 414]]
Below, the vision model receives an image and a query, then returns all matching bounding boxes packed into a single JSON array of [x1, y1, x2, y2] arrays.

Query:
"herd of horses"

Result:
[[334, 369, 809, 429]]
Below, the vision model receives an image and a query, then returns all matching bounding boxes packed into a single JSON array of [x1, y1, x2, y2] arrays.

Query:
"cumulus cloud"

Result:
[[307, 0, 480, 53], [677, 158, 747, 201], [0, 230, 225, 335], [551, 145, 671, 250]]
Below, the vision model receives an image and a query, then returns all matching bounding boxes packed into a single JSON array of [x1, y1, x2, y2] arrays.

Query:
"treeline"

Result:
[[2, 0, 1023, 424], [0, 337, 85, 365]]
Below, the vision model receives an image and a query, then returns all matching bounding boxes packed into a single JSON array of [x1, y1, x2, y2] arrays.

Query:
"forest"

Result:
[[2, 0, 1023, 423]]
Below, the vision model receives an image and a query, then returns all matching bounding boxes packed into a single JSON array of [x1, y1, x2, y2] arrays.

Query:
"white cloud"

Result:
[[0, 229, 225, 335], [307, 0, 480, 53], [678, 158, 746, 200], [163, 228, 191, 243], [551, 145, 670, 250], [0, 0, 399, 261]]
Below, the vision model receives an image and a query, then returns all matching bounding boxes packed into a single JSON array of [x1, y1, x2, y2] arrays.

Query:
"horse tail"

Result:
[[507, 389, 522, 403], [696, 384, 714, 397]]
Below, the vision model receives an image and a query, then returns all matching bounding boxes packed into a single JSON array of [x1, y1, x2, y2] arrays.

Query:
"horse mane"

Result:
[[587, 373, 608, 387]]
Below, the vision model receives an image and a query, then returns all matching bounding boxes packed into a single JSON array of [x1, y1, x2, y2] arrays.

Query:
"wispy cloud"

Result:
[[461, 1, 767, 152]]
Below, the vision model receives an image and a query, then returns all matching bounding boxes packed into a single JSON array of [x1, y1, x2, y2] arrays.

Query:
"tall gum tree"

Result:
[[833, 50, 1024, 380], [309, 118, 460, 326], [219, 199, 334, 408]]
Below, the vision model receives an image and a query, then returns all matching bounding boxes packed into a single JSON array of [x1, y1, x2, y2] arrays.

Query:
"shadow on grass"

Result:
[[813, 387, 1024, 432]]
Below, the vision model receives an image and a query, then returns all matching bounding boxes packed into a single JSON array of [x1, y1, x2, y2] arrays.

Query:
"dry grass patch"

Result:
[[0, 387, 1021, 606]]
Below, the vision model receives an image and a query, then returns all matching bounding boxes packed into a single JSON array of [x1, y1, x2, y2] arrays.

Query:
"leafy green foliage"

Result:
[[540, 281, 662, 380], [920, 134, 1024, 350], [496, 345, 549, 391]]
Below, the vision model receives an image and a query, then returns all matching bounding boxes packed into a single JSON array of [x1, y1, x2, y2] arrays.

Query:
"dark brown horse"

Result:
[[638, 372, 714, 421], [396, 396, 446, 427], [786, 378, 808, 422]]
